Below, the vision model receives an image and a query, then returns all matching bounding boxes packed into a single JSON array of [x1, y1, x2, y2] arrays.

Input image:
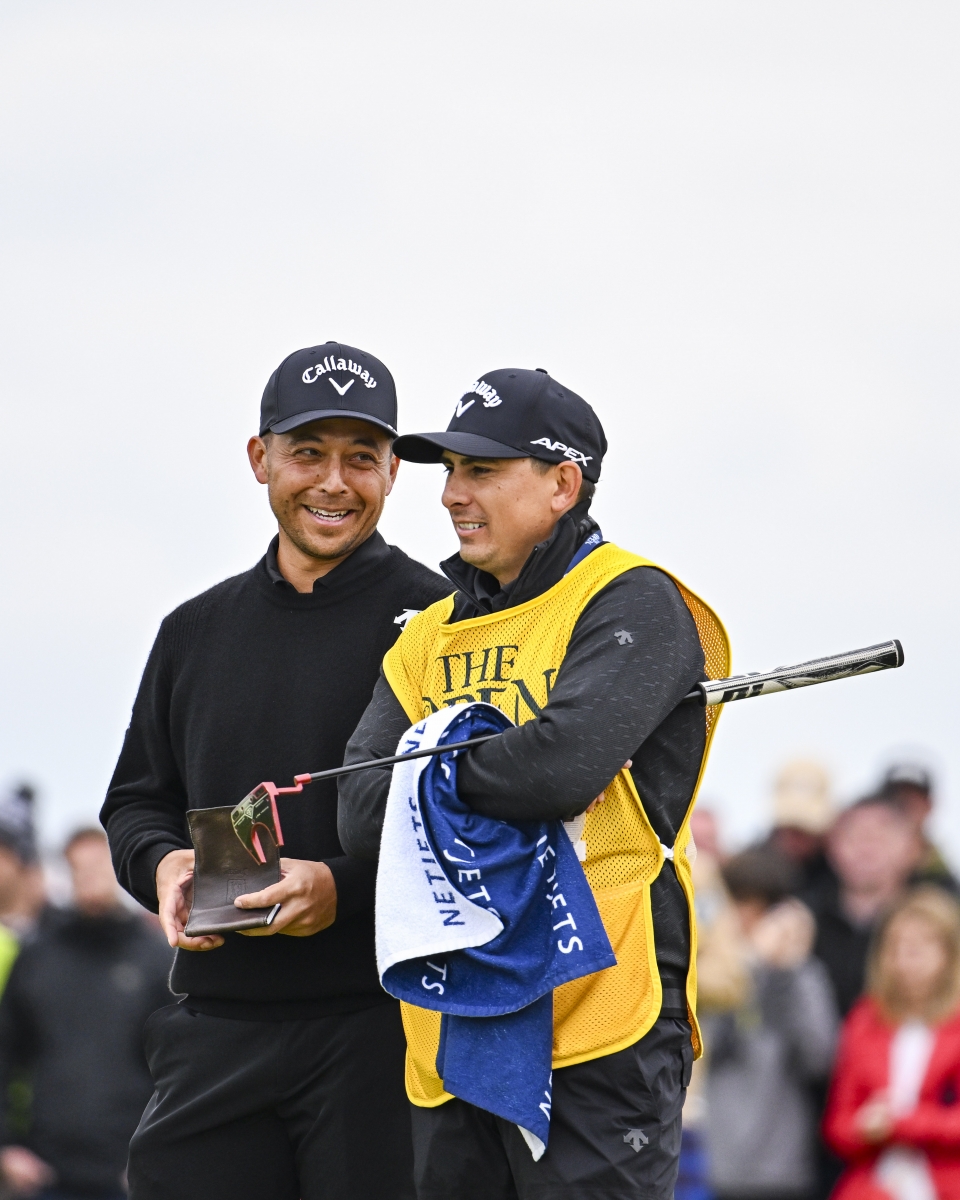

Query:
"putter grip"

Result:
[[185, 806, 281, 936], [694, 639, 903, 706]]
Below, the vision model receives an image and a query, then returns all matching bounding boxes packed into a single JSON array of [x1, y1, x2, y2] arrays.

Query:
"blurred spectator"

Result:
[[691, 807, 727, 864], [677, 809, 748, 1200], [879, 764, 958, 894], [804, 796, 921, 1018], [692, 813, 751, 1017], [824, 886, 960, 1200], [0, 785, 47, 944], [703, 849, 838, 1200], [765, 761, 837, 895], [0, 828, 172, 1199]]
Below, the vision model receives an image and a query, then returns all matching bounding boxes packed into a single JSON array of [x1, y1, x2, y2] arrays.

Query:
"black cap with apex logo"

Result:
[[392, 367, 606, 482], [259, 342, 398, 437]]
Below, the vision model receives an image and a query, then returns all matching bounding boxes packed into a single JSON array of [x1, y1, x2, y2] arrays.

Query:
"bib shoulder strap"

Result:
[[595, 545, 730, 683], [384, 594, 455, 722]]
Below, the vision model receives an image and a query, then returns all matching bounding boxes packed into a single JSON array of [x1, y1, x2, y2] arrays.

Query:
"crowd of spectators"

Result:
[[679, 761, 960, 1200], [0, 788, 171, 1200], [0, 762, 956, 1199]]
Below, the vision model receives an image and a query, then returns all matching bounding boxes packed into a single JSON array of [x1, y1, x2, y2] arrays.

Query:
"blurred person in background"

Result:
[[804, 798, 924, 1198], [804, 796, 921, 1018], [0, 785, 47, 947], [878, 764, 958, 895], [690, 809, 748, 1015], [690, 806, 727, 865], [0, 829, 171, 1200], [762, 762, 837, 895], [676, 808, 748, 1200], [703, 849, 838, 1200], [824, 886, 960, 1200]]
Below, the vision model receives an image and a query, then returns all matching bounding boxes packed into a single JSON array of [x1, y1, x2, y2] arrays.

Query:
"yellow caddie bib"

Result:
[[382, 542, 729, 1106]]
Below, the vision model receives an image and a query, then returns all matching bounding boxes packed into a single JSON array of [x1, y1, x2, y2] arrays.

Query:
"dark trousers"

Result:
[[412, 1014, 693, 1200], [129, 1000, 414, 1200]]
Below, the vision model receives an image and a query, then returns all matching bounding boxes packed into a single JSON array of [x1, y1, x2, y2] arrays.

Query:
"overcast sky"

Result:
[[1, 1, 957, 858]]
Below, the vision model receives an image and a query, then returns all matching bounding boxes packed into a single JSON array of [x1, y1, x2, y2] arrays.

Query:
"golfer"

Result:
[[339, 367, 729, 1199], [101, 343, 451, 1200]]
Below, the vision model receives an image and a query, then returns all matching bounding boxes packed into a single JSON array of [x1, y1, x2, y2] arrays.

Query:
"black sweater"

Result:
[[101, 533, 451, 1019], [0, 910, 172, 1192], [339, 510, 706, 1007]]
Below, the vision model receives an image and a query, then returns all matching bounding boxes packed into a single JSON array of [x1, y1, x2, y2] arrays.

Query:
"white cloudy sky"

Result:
[[1, 1, 957, 857]]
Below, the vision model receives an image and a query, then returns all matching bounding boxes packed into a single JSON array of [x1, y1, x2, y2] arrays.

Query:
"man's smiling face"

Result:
[[248, 417, 398, 569], [440, 452, 582, 585]]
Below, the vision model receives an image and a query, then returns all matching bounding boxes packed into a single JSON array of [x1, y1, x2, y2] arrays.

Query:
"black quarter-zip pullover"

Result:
[[101, 532, 451, 1019]]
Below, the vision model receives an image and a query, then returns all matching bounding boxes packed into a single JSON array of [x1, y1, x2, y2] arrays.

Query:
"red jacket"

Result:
[[824, 997, 960, 1200]]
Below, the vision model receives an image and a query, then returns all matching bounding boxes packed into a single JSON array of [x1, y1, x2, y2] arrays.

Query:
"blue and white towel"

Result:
[[376, 703, 616, 1158]]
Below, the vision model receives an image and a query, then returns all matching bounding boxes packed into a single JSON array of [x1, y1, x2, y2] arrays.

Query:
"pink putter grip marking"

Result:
[[251, 829, 266, 865]]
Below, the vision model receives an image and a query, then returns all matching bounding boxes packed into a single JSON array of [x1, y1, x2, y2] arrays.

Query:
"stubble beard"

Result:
[[274, 498, 372, 565]]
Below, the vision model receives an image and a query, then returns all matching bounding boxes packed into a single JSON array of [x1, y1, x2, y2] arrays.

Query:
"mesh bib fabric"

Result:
[[383, 544, 729, 1104]]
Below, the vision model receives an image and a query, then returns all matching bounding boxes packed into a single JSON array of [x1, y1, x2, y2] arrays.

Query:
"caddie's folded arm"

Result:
[[102, 609, 377, 919], [338, 566, 704, 860]]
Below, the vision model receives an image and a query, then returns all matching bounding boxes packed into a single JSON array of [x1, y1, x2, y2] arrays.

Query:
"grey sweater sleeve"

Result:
[[339, 566, 704, 859], [757, 956, 839, 1081]]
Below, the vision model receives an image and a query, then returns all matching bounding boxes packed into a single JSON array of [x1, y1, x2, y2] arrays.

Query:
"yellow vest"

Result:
[[382, 542, 729, 1107]]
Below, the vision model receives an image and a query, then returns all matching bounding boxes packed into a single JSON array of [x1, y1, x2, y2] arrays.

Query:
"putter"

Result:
[[186, 638, 902, 935]]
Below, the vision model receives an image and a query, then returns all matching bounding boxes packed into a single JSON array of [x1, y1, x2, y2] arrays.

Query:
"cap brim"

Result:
[[392, 431, 529, 462], [265, 409, 398, 437]]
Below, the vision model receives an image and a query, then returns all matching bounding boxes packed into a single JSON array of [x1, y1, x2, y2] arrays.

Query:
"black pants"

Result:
[[412, 1014, 693, 1200], [129, 1000, 414, 1200]]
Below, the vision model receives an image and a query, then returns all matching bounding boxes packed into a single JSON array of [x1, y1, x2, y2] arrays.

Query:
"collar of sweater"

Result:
[[441, 501, 600, 620], [256, 530, 394, 606]]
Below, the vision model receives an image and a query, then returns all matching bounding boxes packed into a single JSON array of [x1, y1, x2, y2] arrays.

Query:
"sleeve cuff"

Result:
[[129, 841, 187, 913], [323, 856, 378, 921]]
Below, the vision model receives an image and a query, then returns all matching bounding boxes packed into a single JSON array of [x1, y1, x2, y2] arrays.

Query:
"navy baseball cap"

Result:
[[393, 368, 606, 482], [259, 342, 398, 437]]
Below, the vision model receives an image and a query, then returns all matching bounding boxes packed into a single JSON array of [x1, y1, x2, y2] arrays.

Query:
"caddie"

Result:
[[338, 367, 729, 1199], [101, 343, 451, 1200]]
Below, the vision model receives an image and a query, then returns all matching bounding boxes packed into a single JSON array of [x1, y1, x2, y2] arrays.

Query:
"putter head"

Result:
[[230, 783, 285, 864], [230, 775, 308, 863]]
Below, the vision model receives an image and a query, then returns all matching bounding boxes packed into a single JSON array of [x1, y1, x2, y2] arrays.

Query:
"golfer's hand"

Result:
[[235, 858, 337, 937], [156, 849, 224, 952], [586, 760, 632, 814]]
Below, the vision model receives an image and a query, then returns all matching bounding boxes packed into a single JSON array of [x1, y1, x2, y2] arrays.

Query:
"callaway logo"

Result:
[[455, 379, 503, 417], [302, 356, 377, 389], [529, 437, 593, 468]]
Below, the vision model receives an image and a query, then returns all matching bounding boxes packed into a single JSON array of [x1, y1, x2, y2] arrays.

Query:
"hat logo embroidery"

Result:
[[302, 357, 377, 388], [329, 378, 355, 397], [455, 398, 475, 417], [463, 379, 502, 408], [529, 438, 593, 468]]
